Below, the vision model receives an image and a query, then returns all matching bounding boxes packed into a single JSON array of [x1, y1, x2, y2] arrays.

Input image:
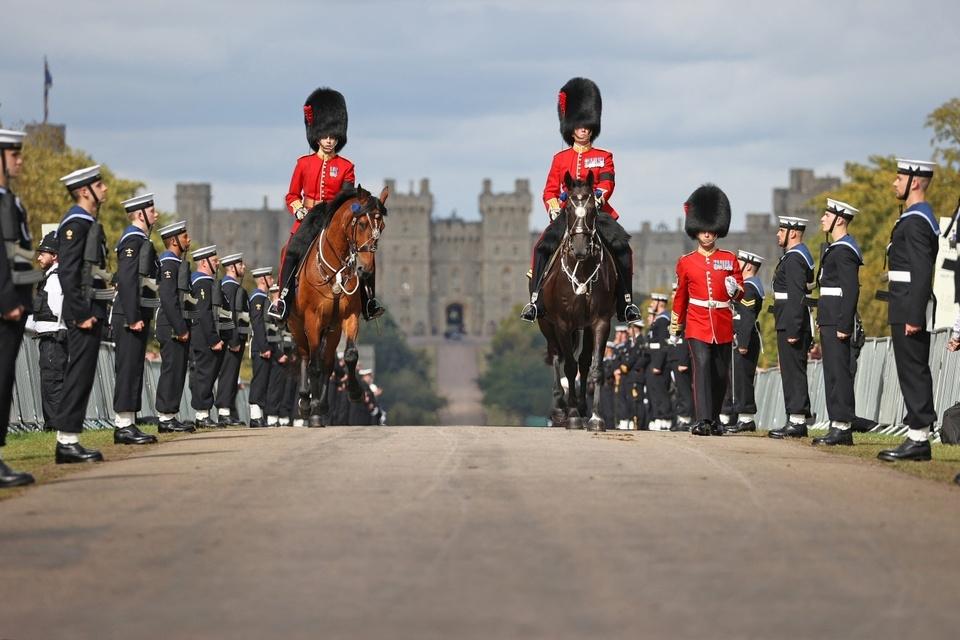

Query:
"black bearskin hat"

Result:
[[557, 77, 602, 145], [303, 87, 348, 153], [683, 184, 731, 240]]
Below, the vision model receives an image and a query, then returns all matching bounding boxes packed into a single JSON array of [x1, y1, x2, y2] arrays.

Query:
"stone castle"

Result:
[[175, 168, 840, 338]]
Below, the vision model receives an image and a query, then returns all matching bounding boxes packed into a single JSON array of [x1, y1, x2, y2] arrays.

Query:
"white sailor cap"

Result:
[[778, 216, 808, 230], [651, 292, 669, 302], [0, 129, 26, 149], [358, 368, 373, 376], [615, 324, 628, 332], [250, 266, 273, 278], [268, 284, 280, 293], [896, 158, 936, 177], [60, 165, 102, 190], [825, 198, 859, 218], [191, 245, 217, 260], [220, 253, 243, 266], [737, 250, 765, 265], [121, 193, 155, 213], [158, 220, 187, 239], [605, 341, 616, 348]]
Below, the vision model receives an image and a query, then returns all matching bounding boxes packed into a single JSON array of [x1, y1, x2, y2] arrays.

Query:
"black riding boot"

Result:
[[360, 273, 385, 321], [520, 251, 548, 322], [269, 252, 299, 321], [612, 245, 641, 324]]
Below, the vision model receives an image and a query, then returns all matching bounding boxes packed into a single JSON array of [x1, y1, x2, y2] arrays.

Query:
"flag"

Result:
[[43, 57, 53, 123]]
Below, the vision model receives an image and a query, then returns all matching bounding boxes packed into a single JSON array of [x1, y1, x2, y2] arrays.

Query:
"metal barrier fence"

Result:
[[755, 328, 960, 439], [8, 338, 250, 434]]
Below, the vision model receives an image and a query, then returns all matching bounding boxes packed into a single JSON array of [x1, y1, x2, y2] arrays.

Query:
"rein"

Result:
[[312, 200, 382, 296], [559, 192, 603, 296]]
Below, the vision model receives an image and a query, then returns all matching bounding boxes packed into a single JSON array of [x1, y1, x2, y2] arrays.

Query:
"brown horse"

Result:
[[537, 172, 617, 431], [287, 185, 388, 427]]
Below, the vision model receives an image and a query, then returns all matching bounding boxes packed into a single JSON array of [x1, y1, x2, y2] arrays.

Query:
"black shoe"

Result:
[[364, 297, 386, 320], [158, 419, 196, 433], [624, 304, 642, 325], [851, 416, 878, 433], [710, 421, 724, 436], [114, 426, 157, 445], [691, 421, 712, 436], [878, 438, 931, 462], [249, 418, 267, 428], [768, 423, 808, 439], [0, 460, 35, 488], [726, 420, 757, 434], [812, 427, 854, 446], [216, 415, 231, 428], [55, 442, 104, 464], [195, 416, 219, 429]]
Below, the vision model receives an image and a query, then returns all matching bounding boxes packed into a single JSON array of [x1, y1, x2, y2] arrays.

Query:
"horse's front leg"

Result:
[[342, 311, 363, 403], [564, 330, 583, 430], [308, 332, 329, 428], [298, 354, 311, 418], [588, 319, 612, 431]]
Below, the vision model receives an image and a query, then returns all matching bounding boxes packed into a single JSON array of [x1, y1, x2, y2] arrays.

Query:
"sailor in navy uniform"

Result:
[[215, 253, 249, 426], [247, 266, 274, 427], [646, 294, 673, 431], [768, 217, 815, 439], [724, 251, 765, 433], [265, 284, 288, 426], [941, 198, 960, 306], [0, 129, 39, 485], [111, 194, 160, 445], [878, 159, 940, 462], [188, 245, 225, 428], [53, 166, 113, 463], [154, 221, 196, 433], [625, 322, 647, 430]]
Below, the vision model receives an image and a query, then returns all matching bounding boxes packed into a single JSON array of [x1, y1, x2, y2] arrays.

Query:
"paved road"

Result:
[[1, 427, 958, 639], [414, 336, 487, 425]]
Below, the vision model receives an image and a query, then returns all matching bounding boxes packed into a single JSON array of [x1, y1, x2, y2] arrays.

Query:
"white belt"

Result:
[[820, 287, 843, 297], [773, 291, 788, 300], [689, 298, 730, 309], [888, 271, 911, 283], [648, 343, 661, 350]]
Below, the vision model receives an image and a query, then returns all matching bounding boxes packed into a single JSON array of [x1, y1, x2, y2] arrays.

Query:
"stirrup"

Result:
[[520, 302, 539, 323], [267, 298, 287, 321], [365, 298, 385, 320], [624, 303, 642, 325]]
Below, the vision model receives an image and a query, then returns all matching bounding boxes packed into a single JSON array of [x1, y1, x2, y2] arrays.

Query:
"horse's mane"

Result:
[[288, 186, 387, 259]]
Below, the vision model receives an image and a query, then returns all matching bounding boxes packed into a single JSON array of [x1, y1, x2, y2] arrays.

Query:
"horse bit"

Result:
[[560, 192, 604, 296]]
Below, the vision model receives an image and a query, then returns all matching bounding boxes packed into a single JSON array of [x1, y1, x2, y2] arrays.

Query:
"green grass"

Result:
[[0, 425, 193, 500], [747, 430, 960, 485]]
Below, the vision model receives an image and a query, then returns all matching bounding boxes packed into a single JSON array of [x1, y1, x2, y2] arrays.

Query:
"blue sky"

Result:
[[2, 0, 958, 231]]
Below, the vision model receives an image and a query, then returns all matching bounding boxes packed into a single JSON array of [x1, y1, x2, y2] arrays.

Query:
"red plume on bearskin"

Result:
[[303, 87, 348, 153], [683, 184, 731, 240], [557, 77, 601, 146]]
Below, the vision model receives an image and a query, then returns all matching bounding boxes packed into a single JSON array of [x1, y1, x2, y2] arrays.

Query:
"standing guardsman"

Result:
[[111, 194, 160, 445], [28, 227, 65, 429], [271, 87, 384, 322], [54, 165, 114, 463], [723, 250, 765, 433], [877, 159, 940, 462], [247, 266, 274, 427], [811, 199, 862, 446], [521, 77, 641, 325], [646, 293, 673, 431], [0, 128, 40, 485], [669, 184, 744, 436], [189, 245, 224, 428], [154, 221, 195, 432], [215, 253, 248, 426], [767, 216, 815, 439]]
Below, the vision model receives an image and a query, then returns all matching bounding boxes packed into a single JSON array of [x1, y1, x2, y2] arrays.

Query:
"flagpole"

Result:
[[43, 56, 50, 124]]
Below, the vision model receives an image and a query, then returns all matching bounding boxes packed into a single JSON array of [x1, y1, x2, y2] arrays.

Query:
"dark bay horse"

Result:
[[287, 185, 387, 427], [537, 172, 618, 431]]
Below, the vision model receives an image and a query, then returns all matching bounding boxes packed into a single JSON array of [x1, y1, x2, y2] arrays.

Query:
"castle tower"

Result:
[[379, 178, 433, 336], [175, 183, 213, 246], [479, 179, 532, 336]]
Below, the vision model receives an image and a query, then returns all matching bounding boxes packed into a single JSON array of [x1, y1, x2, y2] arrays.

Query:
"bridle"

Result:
[[559, 189, 603, 295], [314, 197, 384, 295]]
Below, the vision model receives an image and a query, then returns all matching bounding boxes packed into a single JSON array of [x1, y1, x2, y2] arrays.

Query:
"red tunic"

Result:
[[671, 248, 744, 344], [542, 145, 618, 219], [285, 153, 356, 235]]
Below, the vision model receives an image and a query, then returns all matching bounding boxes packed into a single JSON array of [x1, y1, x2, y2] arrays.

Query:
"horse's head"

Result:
[[562, 171, 600, 260], [347, 184, 388, 277]]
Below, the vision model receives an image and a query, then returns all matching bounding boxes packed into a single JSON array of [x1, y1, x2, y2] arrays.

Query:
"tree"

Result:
[[478, 306, 554, 420], [359, 312, 446, 425]]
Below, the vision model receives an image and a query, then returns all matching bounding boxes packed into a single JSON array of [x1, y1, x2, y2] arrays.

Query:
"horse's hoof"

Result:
[[587, 418, 605, 432], [308, 415, 326, 428], [567, 416, 584, 430]]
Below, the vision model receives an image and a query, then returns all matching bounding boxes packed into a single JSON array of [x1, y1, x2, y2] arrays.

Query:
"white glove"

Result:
[[724, 275, 740, 297], [667, 333, 680, 346], [549, 208, 561, 222], [295, 206, 308, 221]]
